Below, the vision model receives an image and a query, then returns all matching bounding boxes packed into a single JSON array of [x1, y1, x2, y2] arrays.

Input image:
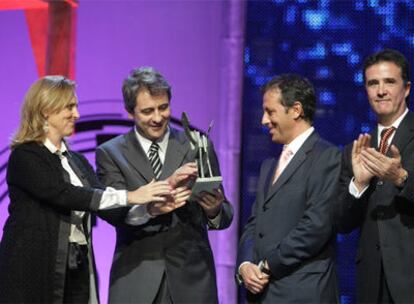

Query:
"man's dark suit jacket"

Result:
[[237, 131, 340, 303], [334, 111, 414, 303], [0, 142, 102, 303], [96, 128, 233, 303]]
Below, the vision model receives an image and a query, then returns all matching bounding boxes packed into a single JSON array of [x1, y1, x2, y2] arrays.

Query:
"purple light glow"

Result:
[[0, 1, 244, 303]]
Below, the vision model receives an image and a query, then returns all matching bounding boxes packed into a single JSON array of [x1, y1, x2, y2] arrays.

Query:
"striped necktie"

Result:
[[148, 142, 162, 179], [379, 127, 396, 155]]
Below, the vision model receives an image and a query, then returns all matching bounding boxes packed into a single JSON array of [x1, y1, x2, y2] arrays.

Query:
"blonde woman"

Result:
[[0, 76, 195, 303]]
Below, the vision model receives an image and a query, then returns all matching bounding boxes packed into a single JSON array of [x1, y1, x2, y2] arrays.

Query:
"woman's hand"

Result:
[[127, 180, 172, 205]]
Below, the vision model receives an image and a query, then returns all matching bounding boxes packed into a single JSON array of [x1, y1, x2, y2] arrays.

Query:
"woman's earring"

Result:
[[43, 120, 49, 133]]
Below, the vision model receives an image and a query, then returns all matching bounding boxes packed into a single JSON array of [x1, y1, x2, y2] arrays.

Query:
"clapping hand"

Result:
[[360, 144, 407, 186], [352, 133, 375, 191]]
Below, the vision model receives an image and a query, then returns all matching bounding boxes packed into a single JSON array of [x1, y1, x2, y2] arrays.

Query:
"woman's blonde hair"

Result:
[[11, 75, 76, 148]]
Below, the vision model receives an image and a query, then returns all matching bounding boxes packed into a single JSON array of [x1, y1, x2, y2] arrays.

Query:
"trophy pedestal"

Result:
[[190, 176, 222, 200]]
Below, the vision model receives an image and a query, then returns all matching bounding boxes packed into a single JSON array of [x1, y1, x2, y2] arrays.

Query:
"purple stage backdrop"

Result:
[[0, 1, 245, 303]]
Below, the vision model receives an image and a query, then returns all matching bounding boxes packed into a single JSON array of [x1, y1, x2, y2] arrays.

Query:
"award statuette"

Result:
[[181, 112, 222, 199]]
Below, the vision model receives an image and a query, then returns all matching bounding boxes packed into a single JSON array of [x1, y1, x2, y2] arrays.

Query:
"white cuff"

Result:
[[238, 261, 253, 274], [349, 178, 369, 199], [125, 205, 154, 226], [207, 208, 222, 228], [99, 187, 127, 210]]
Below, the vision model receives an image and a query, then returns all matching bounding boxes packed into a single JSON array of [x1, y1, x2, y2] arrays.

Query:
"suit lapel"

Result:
[[264, 132, 320, 205], [263, 158, 277, 197], [120, 128, 192, 182], [63, 152, 92, 240], [371, 128, 379, 150], [390, 111, 414, 154], [67, 153, 91, 187], [121, 129, 155, 183], [159, 129, 191, 180]]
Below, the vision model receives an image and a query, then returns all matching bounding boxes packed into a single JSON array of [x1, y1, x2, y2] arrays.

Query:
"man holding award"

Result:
[[96, 66, 233, 303]]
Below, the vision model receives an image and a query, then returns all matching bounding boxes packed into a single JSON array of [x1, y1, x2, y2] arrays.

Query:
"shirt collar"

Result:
[[43, 138, 68, 154], [285, 126, 315, 155], [134, 126, 170, 155], [378, 108, 409, 132]]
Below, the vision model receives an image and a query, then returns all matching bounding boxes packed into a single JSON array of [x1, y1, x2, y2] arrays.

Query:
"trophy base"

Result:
[[190, 176, 222, 199]]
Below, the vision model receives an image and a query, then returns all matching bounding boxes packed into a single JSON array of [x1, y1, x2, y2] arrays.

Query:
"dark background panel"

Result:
[[240, 1, 414, 303]]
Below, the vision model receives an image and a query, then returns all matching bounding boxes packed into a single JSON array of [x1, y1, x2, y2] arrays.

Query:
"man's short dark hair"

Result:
[[363, 48, 410, 85], [261, 74, 316, 123], [122, 67, 171, 114]]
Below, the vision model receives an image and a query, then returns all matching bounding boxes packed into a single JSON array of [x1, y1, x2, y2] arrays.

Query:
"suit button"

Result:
[[258, 232, 264, 238], [375, 244, 380, 250], [377, 180, 384, 186]]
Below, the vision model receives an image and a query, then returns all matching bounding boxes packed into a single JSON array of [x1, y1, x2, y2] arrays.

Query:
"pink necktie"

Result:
[[273, 145, 293, 184]]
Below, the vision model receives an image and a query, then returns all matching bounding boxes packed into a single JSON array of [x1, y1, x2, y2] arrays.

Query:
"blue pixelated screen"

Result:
[[240, 1, 414, 303]]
